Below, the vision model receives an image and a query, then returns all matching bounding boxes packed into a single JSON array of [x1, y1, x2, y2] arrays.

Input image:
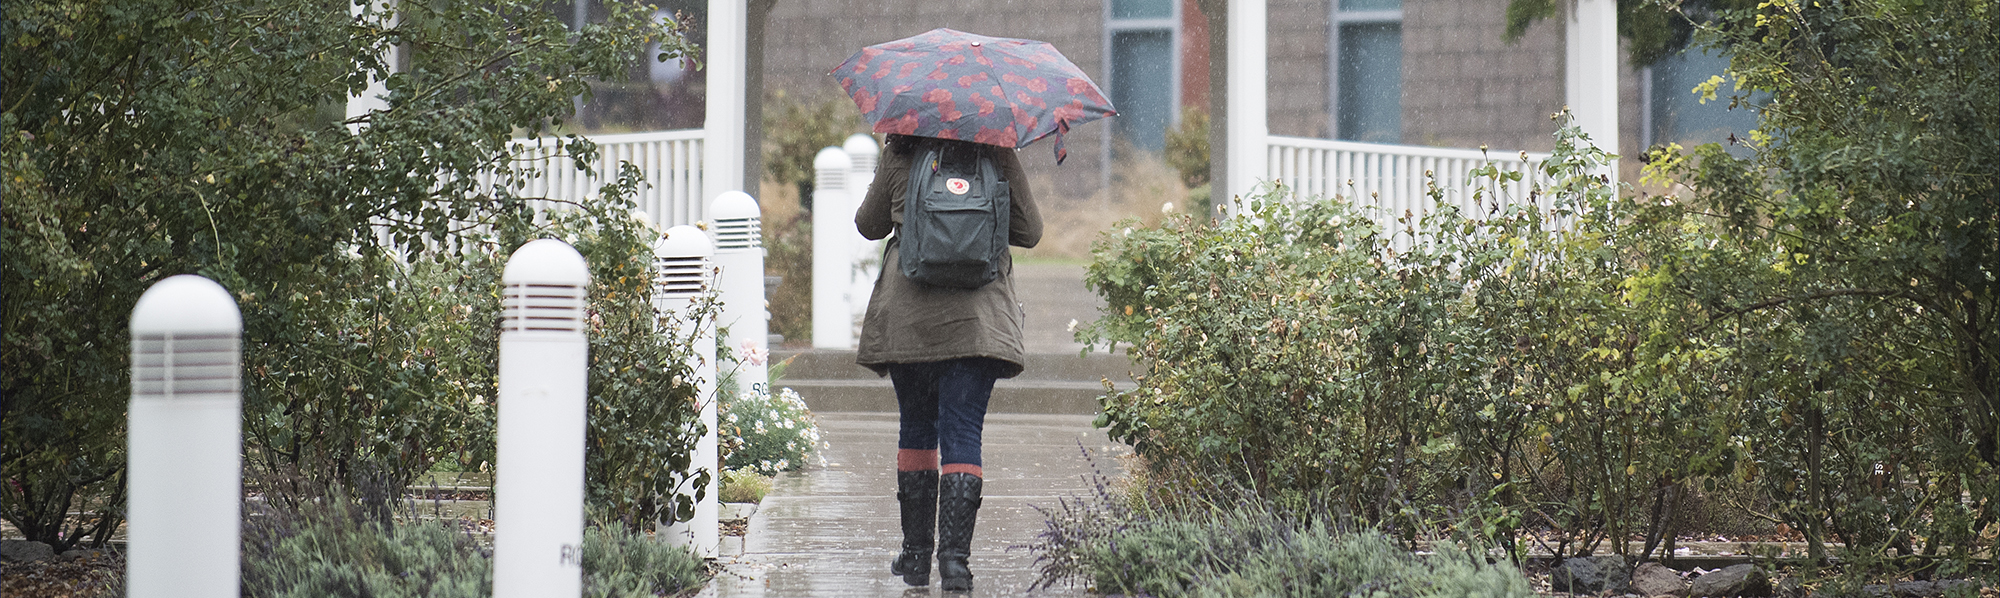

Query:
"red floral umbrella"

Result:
[[833, 28, 1116, 164]]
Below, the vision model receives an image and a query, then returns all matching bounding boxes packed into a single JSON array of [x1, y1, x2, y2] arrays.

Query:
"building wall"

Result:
[[761, 0, 1109, 205], [1266, 0, 1332, 138], [1401, 0, 1645, 168], [1400, 0, 1563, 153]]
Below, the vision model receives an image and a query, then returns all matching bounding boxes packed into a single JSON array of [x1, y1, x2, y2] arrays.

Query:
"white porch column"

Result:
[[1224, 0, 1268, 213], [1565, 0, 1619, 181], [703, 0, 748, 204]]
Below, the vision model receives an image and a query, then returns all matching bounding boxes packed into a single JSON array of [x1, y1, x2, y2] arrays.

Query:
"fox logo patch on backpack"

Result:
[[899, 138, 1011, 288]]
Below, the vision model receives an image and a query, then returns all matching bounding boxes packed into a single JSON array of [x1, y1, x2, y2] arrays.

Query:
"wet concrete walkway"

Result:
[[697, 412, 1129, 597]]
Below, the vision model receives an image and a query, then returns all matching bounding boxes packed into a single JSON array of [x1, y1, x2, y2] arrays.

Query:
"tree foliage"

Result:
[[3, 0, 699, 549], [1504, 0, 1758, 67], [760, 90, 865, 208], [1639, 0, 1997, 563]]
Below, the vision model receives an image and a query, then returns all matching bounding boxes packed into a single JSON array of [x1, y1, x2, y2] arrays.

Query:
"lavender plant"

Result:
[[240, 487, 706, 598], [1030, 450, 1532, 598]]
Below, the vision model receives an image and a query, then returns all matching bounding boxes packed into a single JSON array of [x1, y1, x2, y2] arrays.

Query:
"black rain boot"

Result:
[[891, 469, 939, 586], [936, 472, 983, 592]]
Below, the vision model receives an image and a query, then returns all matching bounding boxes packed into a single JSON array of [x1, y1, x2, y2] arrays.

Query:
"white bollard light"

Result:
[[709, 191, 770, 399], [128, 275, 242, 598], [842, 133, 882, 341], [494, 239, 591, 598], [812, 146, 855, 349], [654, 225, 719, 557], [844, 133, 879, 197]]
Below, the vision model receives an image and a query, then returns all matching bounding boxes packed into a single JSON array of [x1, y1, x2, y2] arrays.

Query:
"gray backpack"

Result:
[[899, 138, 1011, 289]]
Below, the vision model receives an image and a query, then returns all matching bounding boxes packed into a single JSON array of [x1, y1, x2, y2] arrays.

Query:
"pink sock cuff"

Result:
[[897, 449, 939, 471]]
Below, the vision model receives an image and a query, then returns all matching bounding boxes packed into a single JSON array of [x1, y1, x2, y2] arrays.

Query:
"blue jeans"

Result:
[[890, 358, 1001, 475]]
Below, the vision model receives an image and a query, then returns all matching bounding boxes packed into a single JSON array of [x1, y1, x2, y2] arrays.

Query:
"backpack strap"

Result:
[[897, 138, 943, 251]]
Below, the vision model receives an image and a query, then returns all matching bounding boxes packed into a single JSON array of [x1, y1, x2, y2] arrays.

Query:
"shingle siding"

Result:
[[1401, 0, 1565, 152], [1267, 0, 1330, 138]]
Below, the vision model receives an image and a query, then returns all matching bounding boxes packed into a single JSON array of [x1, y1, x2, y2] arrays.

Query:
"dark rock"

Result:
[[1690, 564, 1772, 597], [1776, 575, 1806, 598], [1552, 555, 1633, 595], [1858, 584, 1897, 598], [1856, 580, 1983, 598], [1632, 561, 1691, 597], [1, 539, 55, 562]]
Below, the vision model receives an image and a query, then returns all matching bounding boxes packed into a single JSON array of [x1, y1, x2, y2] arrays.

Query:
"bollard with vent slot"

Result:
[[842, 133, 881, 342], [494, 239, 591, 598], [653, 225, 719, 557], [709, 191, 769, 398], [128, 274, 242, 598], [812, 146, 855, 349]]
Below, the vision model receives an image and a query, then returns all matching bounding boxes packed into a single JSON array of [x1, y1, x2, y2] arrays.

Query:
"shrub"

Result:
[[722, 387, 825, 476], [580, 522, 708, 598], [1079, 117, 1757, 559], [1084, 88, 1995, 569], [760, 196, 814, 345], [718, 467, 774, 504], [1637, 0, 1998, 565], [760, 90, 866, 208], [1032, 476, 1532, 598], [1164, 106, 1210, 189], [240, 247, 506, 513], [239, 194, 717, 535], [2, 0, 691, 551], [242, 490, 706, 598], [243, 495, 493, 598], [558, 205, 718, 531]]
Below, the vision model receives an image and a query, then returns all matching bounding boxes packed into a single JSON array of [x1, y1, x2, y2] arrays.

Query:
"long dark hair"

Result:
[[884, 133, 997, 160]]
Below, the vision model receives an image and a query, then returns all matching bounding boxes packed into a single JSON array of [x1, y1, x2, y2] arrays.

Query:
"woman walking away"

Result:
[[854, 133, 1042, 591]]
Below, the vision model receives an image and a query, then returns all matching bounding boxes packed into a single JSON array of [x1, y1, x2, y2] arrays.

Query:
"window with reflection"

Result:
[[1107, 0, 1177, 153], [1645, 46, 1762, 156], [1333, 0, 1402, 143]]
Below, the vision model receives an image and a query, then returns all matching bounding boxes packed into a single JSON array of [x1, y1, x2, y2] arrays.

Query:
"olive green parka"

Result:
[[852, 134, 1043, 378]]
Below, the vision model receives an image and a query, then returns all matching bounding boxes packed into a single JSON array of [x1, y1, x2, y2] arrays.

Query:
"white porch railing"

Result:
[[485, 129, 707, 230], [1266, 136, 1552, 225]]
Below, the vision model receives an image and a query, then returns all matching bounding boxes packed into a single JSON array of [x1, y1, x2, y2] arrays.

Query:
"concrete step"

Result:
[[769, 349, 1138, 415], [770, 349, 1139, 382], [774, 377, 1118, 414]]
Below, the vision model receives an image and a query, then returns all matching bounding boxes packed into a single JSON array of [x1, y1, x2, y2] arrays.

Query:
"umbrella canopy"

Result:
[[833, 28, 1115, 164]]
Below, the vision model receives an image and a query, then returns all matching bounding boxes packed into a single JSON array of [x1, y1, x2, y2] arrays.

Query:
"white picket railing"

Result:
[[485, 129, 707, 230], [491, 130, 1564, 240], [1265, 136, 1553, 226]]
